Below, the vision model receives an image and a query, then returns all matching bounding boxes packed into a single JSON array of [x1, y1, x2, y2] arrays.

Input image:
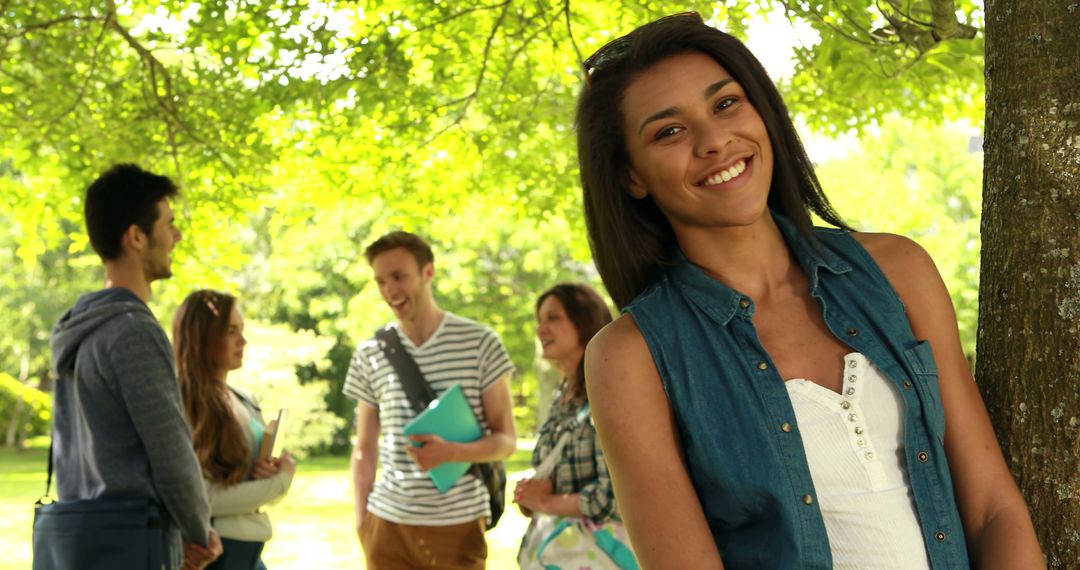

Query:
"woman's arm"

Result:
[[585, 315, 724, 569], [515, 410, 618, 521], [206, 466, 295, 517], [858, 232, 1045, 568], [514, 478, 584, 517]]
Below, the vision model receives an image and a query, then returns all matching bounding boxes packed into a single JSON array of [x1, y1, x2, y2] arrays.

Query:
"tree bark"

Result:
[[533, 345, 560, 429], [979, 1, 1080, 566], [4, 399, 27, 448]]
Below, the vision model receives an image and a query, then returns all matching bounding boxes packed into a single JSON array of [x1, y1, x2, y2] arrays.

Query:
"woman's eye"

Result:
[[715, 96, 738, 113], [655, 126, 683, 140]]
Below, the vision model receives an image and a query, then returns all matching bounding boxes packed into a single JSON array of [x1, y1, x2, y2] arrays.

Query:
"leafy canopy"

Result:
[[0, 0, 985, 441]]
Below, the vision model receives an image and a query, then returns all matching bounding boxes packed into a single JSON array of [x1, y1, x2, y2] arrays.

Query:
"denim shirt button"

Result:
[[739, 298, 751, 309], [757, 361, 768, 371], [903, 379, 912, 389], [935, 531, 947, 541], [918, 451, 929, 462], [847, 327, 858, 336], [802, 494, 814, 505], [781, 422, 793, 433]]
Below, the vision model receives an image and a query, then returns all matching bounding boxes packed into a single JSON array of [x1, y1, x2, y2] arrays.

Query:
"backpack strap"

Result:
[[36, 439, 55, 506], [374, 326, 436, 413]]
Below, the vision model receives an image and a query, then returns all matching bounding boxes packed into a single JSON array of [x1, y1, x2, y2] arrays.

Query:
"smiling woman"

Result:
[[622, 51, 774, 234], [577, 12, 1044, 570], [513, 283, 635, 569]]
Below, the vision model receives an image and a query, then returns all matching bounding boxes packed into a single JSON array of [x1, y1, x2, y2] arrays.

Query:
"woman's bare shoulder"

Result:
[[850, 231, 941, 294], [590, 313, 646, 351], [586, 314, 659, 391]]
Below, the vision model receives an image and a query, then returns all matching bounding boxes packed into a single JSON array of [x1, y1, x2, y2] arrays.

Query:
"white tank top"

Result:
[[785, 352, 931, 569]]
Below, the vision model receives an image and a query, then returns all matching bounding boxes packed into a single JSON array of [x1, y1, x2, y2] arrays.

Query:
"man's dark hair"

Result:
[[84, 164, 179, 261], [364, 230, 435, 268], [577, 14, 850, 309]]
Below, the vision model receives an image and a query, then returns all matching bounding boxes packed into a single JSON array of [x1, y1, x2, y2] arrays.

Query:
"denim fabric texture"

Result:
[[624, 214, 969, 569]]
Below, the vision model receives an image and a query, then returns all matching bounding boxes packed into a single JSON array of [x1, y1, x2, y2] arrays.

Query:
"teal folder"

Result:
[[402, 384, 484, 493]]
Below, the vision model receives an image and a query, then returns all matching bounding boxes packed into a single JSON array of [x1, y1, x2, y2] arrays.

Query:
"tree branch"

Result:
[[103, 0, 237, 176], [877, 46, 925, 78], [400, 0, 513, 149], [563, 0, 583, 68], [882, 0, 934, 27], [781, 0, 979, 79], [400, 2, 510, 39], [0, 66, 35, 89], [779, 0, 884, 47], [928, 0, 977, 40], [44, 11, 112, 131], [0, 14, 105, 40], [496, 10, 555, 93]]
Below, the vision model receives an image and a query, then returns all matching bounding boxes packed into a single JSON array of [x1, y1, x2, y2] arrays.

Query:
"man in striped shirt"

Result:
[[344, 230, 517, 569]]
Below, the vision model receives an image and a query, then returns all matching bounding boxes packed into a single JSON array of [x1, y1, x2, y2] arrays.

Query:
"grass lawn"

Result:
[[1, 444, 537, 569]]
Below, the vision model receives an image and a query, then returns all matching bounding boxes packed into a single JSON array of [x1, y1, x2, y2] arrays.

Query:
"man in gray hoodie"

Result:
[[49, 164, 221, 569]]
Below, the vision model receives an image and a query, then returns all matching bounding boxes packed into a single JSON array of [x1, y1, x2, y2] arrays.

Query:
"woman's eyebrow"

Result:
[[637, 78, 737, 135]]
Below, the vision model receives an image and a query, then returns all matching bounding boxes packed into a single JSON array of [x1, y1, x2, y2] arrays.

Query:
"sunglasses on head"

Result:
[[582, 11, 705, 86]]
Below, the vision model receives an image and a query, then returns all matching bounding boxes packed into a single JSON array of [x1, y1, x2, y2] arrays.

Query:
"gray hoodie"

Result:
[[50, 288, 210, 558]]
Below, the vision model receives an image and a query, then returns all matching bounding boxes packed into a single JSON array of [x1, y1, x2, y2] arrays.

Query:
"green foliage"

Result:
[[225, 321, 339, 457], [735, 1, 986, 133], [1, 0, 987, 439], [817, 115, 983, 356], [0, 373, 52, 445]]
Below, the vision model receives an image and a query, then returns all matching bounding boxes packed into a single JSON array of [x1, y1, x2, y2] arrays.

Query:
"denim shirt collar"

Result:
[[670, 213, 852, 326]]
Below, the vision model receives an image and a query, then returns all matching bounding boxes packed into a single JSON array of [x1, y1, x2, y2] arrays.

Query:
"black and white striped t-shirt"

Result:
[[343, 312, 514, 526]]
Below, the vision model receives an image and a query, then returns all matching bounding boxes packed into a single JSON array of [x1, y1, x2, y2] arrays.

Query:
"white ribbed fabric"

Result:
[[785, 352, 931, 569]]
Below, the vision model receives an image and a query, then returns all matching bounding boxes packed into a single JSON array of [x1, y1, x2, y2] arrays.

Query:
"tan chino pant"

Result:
[[359, 513, 487, 570]]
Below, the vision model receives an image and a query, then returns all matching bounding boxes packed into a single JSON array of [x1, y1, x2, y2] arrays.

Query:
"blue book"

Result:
[[402, 384, 484, 493]]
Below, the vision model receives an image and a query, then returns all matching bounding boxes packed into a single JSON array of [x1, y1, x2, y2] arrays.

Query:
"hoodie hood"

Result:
[[51, 288, 153, 376]]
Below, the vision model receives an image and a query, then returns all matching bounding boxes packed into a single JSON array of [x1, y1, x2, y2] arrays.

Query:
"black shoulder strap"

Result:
[[375, 326, 436, 414], [37, 439, 54, 506], [374, 326, 486, 487]]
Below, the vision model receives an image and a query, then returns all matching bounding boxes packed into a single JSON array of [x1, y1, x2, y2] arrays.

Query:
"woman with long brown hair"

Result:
[[174, 290, 296, 570], [578, 12, 1042, 569]]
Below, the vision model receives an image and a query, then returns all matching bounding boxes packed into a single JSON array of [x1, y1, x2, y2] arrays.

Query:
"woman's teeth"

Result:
[[704, 159, 747, 186]]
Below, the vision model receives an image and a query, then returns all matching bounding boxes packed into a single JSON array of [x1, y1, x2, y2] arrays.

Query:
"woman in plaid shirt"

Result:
[[513, 283, 619, 523]]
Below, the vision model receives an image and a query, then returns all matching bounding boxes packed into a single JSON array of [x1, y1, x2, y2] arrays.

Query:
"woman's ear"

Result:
[[627, 170, 649, 199]]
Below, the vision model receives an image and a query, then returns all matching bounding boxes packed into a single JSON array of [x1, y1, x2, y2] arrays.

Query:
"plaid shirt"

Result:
[[531, 386, 618, 523]]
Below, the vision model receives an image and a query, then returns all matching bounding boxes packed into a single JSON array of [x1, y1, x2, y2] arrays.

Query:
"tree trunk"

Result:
[[979, 1, 1080, 566], [4, 399, 27, 448], [534, 346, 560, 429]]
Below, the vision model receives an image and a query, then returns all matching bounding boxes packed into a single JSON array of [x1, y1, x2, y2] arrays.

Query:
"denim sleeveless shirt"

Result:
[[624, 216, 970, 569]]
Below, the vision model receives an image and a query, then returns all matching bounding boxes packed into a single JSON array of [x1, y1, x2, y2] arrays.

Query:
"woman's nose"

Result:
[[693, 121, 733, 158]]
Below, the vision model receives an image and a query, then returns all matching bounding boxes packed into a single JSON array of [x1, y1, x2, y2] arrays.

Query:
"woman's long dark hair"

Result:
[[173, 289, 250, 486], [577, 14, 850, 309], [537, 283, 614, 402]]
